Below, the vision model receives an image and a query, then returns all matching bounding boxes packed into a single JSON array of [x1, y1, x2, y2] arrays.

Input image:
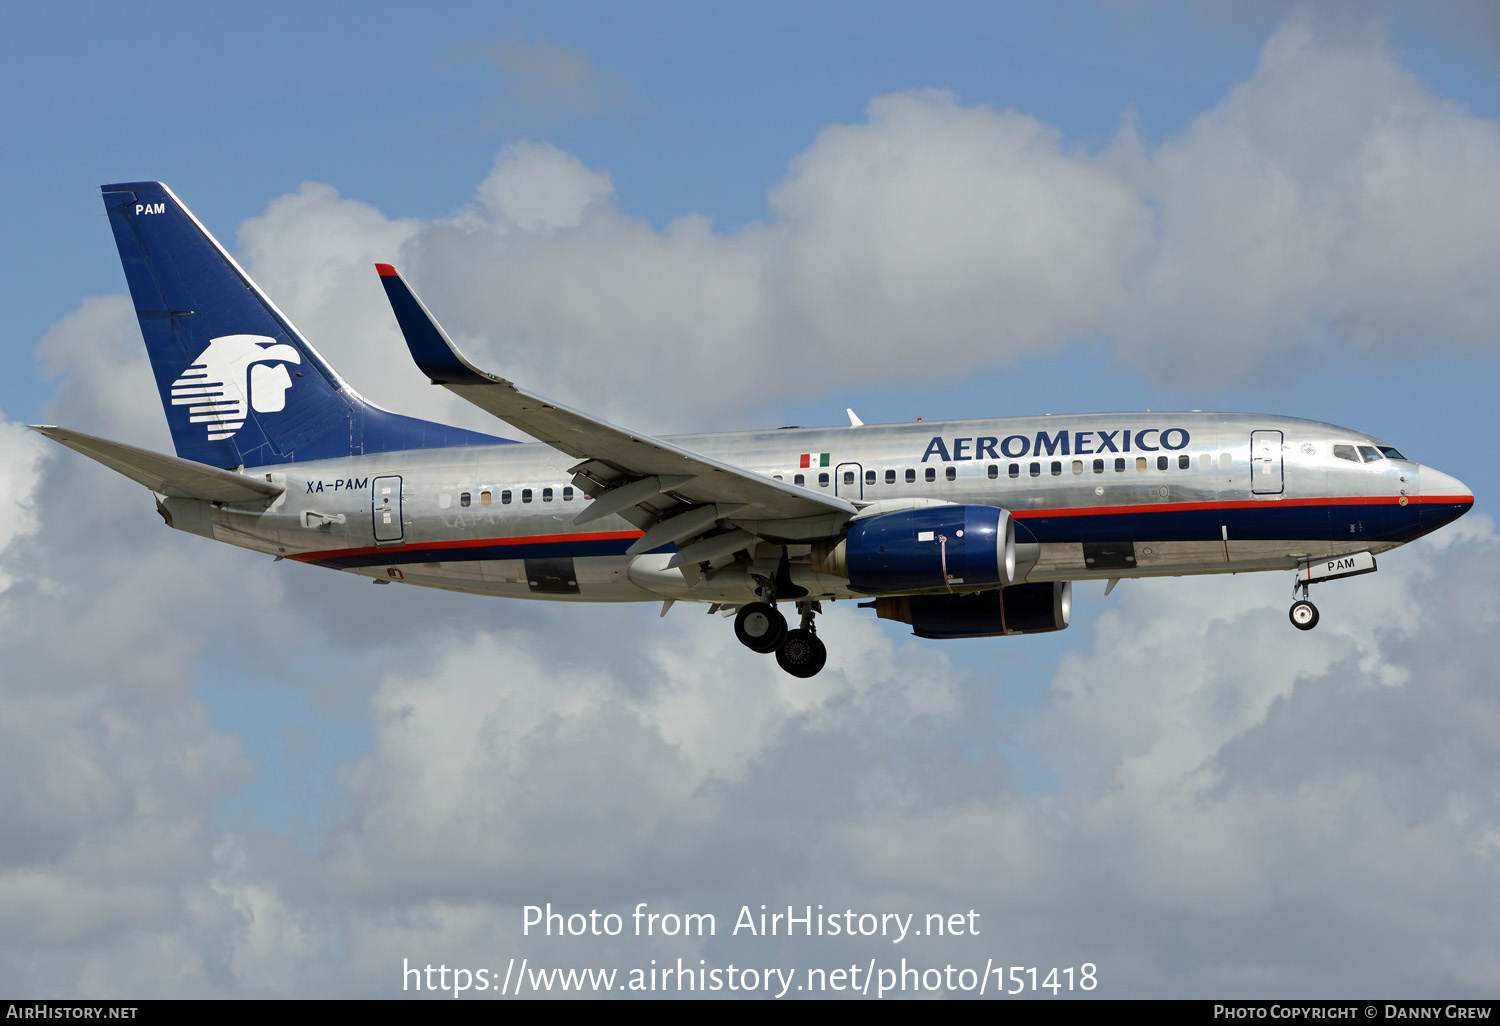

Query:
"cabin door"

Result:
[[372, 475, 405, 543], [1250, 430, 1284, 495]]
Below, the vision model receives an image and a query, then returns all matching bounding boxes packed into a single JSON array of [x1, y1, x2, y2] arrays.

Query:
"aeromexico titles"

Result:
[[33, 183, 1474, 677]]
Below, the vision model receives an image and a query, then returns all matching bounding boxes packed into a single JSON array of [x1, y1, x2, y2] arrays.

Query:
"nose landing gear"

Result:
[[1289, 595, 1320, 630], [1289, 577, 1319, 631], [1286, 551, 1378, 630]]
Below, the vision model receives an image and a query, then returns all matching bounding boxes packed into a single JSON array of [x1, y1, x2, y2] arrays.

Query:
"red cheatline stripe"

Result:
[[1011, 494, 1471, 520], [288, 495, 1471, 562]]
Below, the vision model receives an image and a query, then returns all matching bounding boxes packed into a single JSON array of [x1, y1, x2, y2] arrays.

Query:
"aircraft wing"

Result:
[[30, 426, 284, 503], [377, 264, 856, 548]]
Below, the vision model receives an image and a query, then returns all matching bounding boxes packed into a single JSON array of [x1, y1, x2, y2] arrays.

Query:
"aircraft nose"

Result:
[[1419, 466, 1474, 529]]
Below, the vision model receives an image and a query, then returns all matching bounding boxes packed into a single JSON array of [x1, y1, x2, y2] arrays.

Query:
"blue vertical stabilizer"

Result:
[[100, 182, 510, 468]]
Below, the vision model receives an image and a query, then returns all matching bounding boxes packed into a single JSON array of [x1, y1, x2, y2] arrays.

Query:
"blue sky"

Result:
[[3, 0, 1499, 999]]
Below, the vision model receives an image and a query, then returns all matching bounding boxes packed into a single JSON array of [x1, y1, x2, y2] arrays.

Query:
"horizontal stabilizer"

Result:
[[29, 425, 284, 503]]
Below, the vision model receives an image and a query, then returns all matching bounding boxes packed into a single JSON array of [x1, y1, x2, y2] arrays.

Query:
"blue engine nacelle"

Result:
[[872, 582, 1072, 639], [813, 505, 1016, 593]]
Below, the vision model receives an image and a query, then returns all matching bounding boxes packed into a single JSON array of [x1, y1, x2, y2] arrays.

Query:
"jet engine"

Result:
[[871, 582, 1072, 638], [811, 505, 1015, 593]]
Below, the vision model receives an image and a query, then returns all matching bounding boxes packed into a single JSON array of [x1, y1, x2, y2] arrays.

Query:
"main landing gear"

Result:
[[1288, 579, 1319, 631], [734, 596, 827, 677]]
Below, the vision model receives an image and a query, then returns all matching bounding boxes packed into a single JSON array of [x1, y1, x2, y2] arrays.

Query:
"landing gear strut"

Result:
[[1289, 579, 1319, 631], [776, 602, 827, 678], [733, 588, 827, 676]]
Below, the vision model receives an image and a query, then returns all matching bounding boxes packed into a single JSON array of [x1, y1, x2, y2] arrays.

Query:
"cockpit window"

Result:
[[1378, 446, 1408, 461], [1333, 444, 1359, 462], [1357, 445, 1384, 463]]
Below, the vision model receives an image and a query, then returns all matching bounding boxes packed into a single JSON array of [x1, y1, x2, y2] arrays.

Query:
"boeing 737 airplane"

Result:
[[33, 182, 1475, 677]]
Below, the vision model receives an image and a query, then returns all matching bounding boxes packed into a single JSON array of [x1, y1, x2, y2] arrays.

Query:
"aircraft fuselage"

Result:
[[170, 411, 1469, 606]]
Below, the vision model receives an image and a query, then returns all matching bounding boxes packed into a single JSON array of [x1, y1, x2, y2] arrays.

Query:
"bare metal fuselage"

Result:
[[166, 411, 1470, 607]]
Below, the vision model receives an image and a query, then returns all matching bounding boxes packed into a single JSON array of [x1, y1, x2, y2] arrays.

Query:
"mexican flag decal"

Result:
[[799, 452, 831, 468]]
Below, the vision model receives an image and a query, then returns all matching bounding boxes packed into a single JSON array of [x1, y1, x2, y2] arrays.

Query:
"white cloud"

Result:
[[476, 141, 615, 231], [35, 296, 166, 449], [211, 17, 1500, 436], [1121, 14, 1500, 379], [0, 412, 47, 594]]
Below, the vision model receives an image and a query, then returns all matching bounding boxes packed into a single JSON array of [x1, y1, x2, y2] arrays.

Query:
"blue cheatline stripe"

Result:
[[1016, 499, 1437, 546], [302, 534, 657, 570], [294, 496, 1468, 571]]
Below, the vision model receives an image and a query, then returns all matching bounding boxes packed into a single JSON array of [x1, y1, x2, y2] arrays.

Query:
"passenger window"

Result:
[[563, 486, 574, 500], [1178, 455, 1189, 470], [925, 467, 936, 483], [1115, 458, 1126, 473], [1157, 456, 1168, 471], [885, 469, 896, 484], [1008, 463, 1020, 479], [438, 493, 452, 510], [1135, 457, 1147, 472], [987, 464, 999, 479], [1072, 460, 1084, 475], [818, 472, 829, 487], [501, 490, 512, 505], [460, 491, 471, 507], [945, 467, 956, 481], [843, 471, 855, 486], [542, 487, 553, 502], [1029, 462, 1041, 478], [480, 489, 492, 506], [1219, 452, 1232, 472], [1092, 459, 1104, 474], [1358, 445, 1384, 462], [905, 469, 916, 484], [522, 488, 533, 503], [1199, 453, 1212, 471], [865, 470, 876, 486], [794, 473, 805, 486]]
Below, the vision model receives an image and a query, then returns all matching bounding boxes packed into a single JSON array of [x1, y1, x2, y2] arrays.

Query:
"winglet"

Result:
[[375, 263, 499, 387]]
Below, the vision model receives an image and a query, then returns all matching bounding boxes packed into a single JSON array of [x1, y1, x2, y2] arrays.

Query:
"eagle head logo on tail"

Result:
[[170, 335, 302, 441]]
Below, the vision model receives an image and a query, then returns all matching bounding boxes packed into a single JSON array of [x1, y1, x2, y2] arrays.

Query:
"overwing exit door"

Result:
[[834, 462, 864, 500]]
